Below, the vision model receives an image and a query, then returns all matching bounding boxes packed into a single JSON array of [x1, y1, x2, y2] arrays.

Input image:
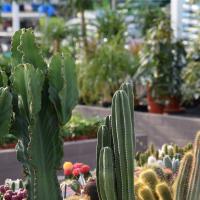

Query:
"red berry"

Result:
[[80, 165, 90, 174], [73, 163, 83, 169], [72, 168, 80, 176], [64, 168, 72, 176]]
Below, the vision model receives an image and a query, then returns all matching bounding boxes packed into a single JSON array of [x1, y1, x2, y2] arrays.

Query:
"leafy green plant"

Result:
[[39, 17, 67, 54], [182, 36, 200, 102], [96, 10, 126, 41], [78, 37, 138, 104], [62, 115, 102, 140], [0, 28, 78, 200], [67, 0, 93, 54], [135, 15, 186, 103]]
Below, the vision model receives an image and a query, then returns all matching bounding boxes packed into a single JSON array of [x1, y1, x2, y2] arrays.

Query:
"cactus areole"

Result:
[[0, 29, 78, 200]]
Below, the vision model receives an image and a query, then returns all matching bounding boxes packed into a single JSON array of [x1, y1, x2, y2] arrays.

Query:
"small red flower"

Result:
[[73, 163, 83, 169], [64, 168, 72, 176], [80, 165, 90, 174], [72, 168, 80, 176]]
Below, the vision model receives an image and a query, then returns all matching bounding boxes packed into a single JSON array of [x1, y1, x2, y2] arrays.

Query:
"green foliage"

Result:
[[96, 82, 135, 200], [96, 10, 126, 41], [182, 60, 200, 101], [39, 17, 66, 42], [135, 15, 186, 102], [68, 0, 93, 11], [62, 115, 102, 139], [137, 5, 166, 35], [0, 29, 78, 200], [39, 17, 67, 54], [78, 37, 138, 104]]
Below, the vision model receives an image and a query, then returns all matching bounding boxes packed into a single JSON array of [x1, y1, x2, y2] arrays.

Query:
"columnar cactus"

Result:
[[0, 29, 78, 200], [187, 131, 200, 200], [174, 132, 200, 200], [173, 152, 193, 200], [96, 82, 135, 200]]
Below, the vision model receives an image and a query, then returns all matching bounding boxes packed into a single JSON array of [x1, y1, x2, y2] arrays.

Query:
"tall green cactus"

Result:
[[187, 131, 200, 200], [173, 132, 200, 200], [0, 29, 78, 200], [173, 152, 193, 200], [99, 147, 117, 200], [96, 82, 135, 200]]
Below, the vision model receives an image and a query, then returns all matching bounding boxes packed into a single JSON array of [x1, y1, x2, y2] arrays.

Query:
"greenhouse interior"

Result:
[[0, 0, 200, 200]]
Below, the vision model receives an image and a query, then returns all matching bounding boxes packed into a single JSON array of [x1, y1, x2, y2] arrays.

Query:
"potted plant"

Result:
[[135, 15, 186, 114], [182, 35, 200, 105]]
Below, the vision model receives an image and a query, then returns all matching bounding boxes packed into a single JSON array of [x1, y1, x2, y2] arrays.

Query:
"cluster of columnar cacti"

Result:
[[173, 131, 200, 200], [0, 29, 78, 200], [96, 82, 135, 200]]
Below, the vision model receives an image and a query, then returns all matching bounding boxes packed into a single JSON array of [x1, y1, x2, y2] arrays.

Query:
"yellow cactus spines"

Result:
[[139, 186, 156, 200], [156, 182, 173, 200], [173, 152, 193, 200], [139, 169, 159, 192]]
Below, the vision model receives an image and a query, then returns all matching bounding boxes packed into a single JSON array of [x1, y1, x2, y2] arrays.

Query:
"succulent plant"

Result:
[[139, 186, 155, 200], [0, 28, 78, 200], [156, 182, 173, 200], [163, 155, 172, 170], [139, 169, 159, 193], [96, 82, 135, 200], [173, 131, 200, 200], [173, 152, 193, 200]]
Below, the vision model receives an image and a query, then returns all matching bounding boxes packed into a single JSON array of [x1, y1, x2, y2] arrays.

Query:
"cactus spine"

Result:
[[173, 152, 193, 200], [187, 131, 200, 200], [139, 186, 155, 200], [96, 82, 135, 200], [173, 132, 200, 200], [156, 182, 173, 200]]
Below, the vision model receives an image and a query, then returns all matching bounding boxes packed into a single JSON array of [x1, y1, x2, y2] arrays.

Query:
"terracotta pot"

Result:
[[164, 96, 183, 113], [147, 86, 164, 114]]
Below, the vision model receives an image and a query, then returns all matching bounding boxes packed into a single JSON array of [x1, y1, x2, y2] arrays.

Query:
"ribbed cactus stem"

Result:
[[163, 155, 172, 169], [99, 148, 108, 200], [112, 90, 134, 200], [187, 132, 200, 200], [101, 147, 117, 200], [173, 152, 193, 200], [156, 182, 173, 200], [139, 186, 156, 200], [96, 125, 112, 200], [172, 159, 180, 174]]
